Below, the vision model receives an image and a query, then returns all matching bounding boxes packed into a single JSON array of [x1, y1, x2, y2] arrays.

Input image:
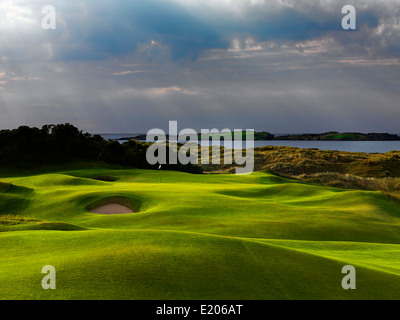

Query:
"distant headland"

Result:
[[118, 131, 400, 141], [274, 132, 400, 141]]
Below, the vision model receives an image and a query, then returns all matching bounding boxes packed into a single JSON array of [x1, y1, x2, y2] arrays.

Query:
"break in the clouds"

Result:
[[0, 0, 400, 133]]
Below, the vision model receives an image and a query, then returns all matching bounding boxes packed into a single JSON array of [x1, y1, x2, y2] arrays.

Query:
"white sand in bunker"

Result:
[[89, 203, 134, 215]]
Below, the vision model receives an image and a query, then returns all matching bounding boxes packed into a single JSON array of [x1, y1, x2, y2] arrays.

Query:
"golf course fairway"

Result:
[[2, 168, 400, 300]]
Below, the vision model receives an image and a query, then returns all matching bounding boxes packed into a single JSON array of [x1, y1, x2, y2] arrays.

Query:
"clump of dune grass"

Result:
[[199, 146, 400, 177], [0, 214, 41, 225], [295, 172, 400, 192]]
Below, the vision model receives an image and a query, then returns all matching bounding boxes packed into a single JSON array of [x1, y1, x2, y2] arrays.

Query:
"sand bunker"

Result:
[[89, 203, 134, 215]]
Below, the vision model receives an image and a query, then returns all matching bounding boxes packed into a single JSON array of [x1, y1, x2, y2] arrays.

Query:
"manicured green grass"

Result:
[[1, 168, 400, 299]]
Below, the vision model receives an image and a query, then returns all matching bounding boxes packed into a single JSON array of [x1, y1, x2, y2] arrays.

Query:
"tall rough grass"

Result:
[[0, 215, 40, 225], [294, 172, 400, 192]]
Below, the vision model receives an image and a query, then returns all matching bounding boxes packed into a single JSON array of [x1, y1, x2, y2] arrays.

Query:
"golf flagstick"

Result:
[[159, 164, 162, 183]]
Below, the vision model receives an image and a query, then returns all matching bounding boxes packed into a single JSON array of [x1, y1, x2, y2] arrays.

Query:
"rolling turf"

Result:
[[1, 168, 400, 299]]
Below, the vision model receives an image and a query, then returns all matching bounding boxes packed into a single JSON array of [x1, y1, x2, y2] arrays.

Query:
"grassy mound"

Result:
[[0, 214, 85, 232]]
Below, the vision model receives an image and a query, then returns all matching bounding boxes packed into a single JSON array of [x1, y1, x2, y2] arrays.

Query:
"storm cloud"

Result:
[[0, 0, 399, 133]]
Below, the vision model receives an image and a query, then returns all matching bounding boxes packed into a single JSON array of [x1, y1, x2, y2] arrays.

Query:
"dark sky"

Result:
[[0, 0, 400, 133]]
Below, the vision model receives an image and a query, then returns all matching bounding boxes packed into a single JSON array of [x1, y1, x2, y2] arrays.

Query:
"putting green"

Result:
[[1, 168, 400, 299]]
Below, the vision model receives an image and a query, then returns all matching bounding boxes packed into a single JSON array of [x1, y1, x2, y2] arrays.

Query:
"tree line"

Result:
[[0, 123, 202, 173]]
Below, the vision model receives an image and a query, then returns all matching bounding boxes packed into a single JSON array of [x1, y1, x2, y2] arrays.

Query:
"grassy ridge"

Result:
[[1, 168, 400, 299]]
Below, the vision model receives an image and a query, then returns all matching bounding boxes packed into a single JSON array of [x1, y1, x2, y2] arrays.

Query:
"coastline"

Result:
[[112, 131, 400, 142]]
